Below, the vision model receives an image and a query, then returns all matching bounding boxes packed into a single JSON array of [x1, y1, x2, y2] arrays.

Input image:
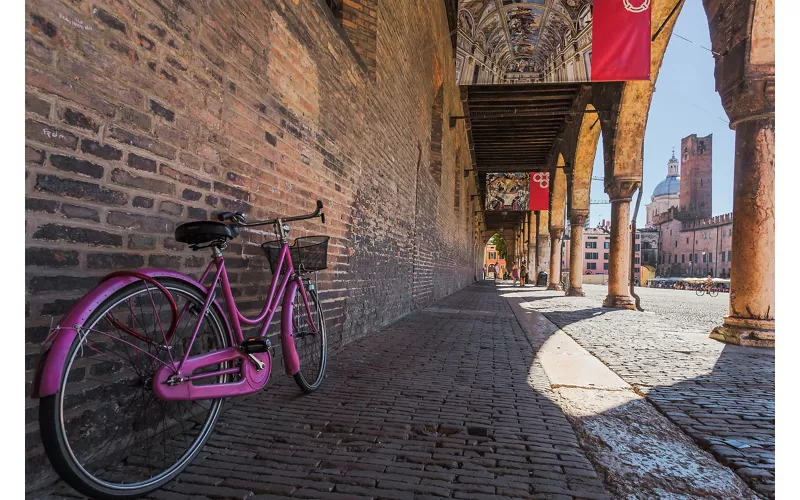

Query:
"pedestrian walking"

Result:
[[512, 264, 519, 286], [520, 262, 527, 286], [493, 263, 499, 284]]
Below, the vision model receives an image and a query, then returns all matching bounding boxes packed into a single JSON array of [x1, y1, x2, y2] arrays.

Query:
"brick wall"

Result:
[[25, 0, 474, 488]]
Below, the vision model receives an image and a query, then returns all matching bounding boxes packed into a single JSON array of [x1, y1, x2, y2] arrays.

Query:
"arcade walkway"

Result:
[[34, 282, 772, 500]]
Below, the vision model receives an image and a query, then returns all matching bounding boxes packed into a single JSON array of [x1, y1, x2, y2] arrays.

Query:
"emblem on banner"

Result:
[[623, 0, 650, 13], [532, 172, 549, 189]]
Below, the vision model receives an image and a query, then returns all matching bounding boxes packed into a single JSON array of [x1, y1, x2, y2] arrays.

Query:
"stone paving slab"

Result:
[[33, 282, 610, 499], [510, 283, 775, 499]]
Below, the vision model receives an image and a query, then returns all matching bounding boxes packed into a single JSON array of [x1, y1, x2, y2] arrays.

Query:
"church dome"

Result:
[[652, 175, 680, 198]]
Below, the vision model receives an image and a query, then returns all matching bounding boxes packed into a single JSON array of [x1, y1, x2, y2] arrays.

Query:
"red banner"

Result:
[[529, 172, 549, 211], [591, 0, 651, 81]]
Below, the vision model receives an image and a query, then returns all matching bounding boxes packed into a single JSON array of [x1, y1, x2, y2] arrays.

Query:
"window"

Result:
[[694, 253, 698, 262], [603, 242, 609, 249], [603, 263, 608, 270], [634, 257, 640, 264], [489, 252, 496, 260], [587, 262, 597, 270], [674, 241, 677, 248], [722, 252, 726, 262], [728, 250, 732, 261], [585, 252, 598, 260], [708, 253, 712, 263], [686, 237, 689, 244], [585, 241, 597, 249], [674, 255, 678, 263], [635, 244, 640, 252], [702, 254, 706, 263], [604, 253, 609, 260], [634, 267, 640, 273], [636, 234, 640, 240], [682, 254, 685, 263], [588, 236, 598, 240]]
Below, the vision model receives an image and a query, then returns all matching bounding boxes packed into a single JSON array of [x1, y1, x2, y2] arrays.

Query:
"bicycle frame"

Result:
[[33, 240, 318, 401]]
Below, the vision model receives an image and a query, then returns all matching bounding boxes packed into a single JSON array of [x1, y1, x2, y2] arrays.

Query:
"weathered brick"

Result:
[[107, 211, 174, 233], [148, 255, 181, 268], [128, 153, 157, 173], [188, 207, 208, 219], [109, 127, 176, 160], [61, 108, 99, 133], [33, 223, 123, 247], [26, 146, 45, 165], [26, 120, 78, 150], [159, 200, 183, 216], [26, 197, 58, 213], [150, 99, 175, 121], [26, 94, 51, 118], [133, 196, 154, 208], [81, 140, 123, 161], [87, 253, 145, 269], [50, 155, 104, 179], [30, 13, 58, 38], [214, 181, 249, 201], [92, 6, 126, 33], [120, 106, 152, 130], [111, 168, 175, 195], [128, 234, 157, 250], [25, 248, 80, 268], [61, 203, 101, 222], [29, 275, 99, 294], [35, 174, 128, 205], [183, 189, 202, 201]]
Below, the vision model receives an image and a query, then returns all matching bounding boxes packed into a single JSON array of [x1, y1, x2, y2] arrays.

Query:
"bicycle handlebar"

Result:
[[220, 200, 325, 228]]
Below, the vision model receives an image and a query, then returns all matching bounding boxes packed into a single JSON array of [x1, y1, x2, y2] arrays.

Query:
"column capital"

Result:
[[605, 178, 641, 202], [549, 227, 564, 239], [569, 210, 589, 226]]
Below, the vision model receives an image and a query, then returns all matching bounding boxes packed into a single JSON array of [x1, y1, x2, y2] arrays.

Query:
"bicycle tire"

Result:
[[695, 289, 705, 296], [39, 278, 229, 499], [710, 290, 719, 297], [292, 287, 327, 393]]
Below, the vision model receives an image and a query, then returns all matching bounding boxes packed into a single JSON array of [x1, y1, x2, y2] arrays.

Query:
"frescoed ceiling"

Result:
[[458, 0, 591, 74]]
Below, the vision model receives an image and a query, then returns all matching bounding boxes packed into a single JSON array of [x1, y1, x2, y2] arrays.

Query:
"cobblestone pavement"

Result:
[[515, 283, 775, 498], [37, 282, 610, 500]]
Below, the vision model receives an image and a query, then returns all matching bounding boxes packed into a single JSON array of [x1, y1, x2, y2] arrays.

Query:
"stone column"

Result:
[[710, 116, 774, 346], [547, 227, 564, 290], [603, 181, 638, 309], [537, 235, 550, 276], [566, 210, 589, 296]]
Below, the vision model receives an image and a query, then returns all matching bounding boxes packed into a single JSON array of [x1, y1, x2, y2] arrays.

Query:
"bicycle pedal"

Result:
[[240, 337, 271, 354]]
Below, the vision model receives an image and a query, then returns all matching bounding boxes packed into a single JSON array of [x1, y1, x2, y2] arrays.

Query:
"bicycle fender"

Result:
[[281, 279, 301, 376], [32, 269, 232, 399]]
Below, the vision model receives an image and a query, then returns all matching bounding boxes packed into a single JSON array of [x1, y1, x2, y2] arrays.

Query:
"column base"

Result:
[[565, 287, 585, 297], [547, 284, 563, 291], [602, 294, 636, 310], [709, 316, 775, 347]]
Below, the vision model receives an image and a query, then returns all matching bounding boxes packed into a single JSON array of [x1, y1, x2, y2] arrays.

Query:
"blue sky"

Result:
[[589, 0, 735, 227]]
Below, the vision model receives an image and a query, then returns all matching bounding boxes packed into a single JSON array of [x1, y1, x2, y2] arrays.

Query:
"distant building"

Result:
[[646, 134, 734, 278], [484, 244, 506, 277], [563, 219, 644, 282]]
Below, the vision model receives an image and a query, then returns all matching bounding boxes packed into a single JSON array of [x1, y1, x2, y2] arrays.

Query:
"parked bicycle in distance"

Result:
[[32, 201, 329, 499]]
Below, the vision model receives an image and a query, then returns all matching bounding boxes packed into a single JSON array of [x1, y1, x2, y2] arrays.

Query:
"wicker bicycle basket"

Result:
[[262, 236, 329, 274]]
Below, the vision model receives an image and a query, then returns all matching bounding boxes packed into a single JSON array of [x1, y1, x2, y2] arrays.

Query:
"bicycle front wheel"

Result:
[[696, 289, 705, 296], [39, 278, 230, 499], [710, 290, 719, 297], [292, 285, 327, 393]]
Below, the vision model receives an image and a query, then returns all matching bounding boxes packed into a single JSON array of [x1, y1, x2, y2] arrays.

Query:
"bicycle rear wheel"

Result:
[[710, 290, 720, 297], [292, 284, 327, 393], [695, 289, 705, 296], [39, 278, 230, 499]]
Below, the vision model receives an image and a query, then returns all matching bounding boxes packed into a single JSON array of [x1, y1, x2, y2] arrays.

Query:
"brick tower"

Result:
[[678, 134, 712, 219]]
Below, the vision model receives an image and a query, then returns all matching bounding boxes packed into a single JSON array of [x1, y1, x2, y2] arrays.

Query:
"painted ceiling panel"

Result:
[[458, 0, 592, 74]]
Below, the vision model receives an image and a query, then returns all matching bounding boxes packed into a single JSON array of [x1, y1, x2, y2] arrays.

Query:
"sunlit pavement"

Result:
[[506, 282, 775, 499], [32, 282, 773, 499]]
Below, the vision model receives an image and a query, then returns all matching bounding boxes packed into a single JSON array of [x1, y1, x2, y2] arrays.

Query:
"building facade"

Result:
[[646, 134, 734, 278], [563, 219, 644, 282], [483, 243, 506, 276]]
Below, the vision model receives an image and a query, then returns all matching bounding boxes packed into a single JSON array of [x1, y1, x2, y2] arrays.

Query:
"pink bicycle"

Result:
[[32, 201, 329, 499]]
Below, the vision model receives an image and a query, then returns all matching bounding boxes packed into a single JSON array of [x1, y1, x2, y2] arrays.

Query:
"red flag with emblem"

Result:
[[591, 0, 651, 81], [529, 172, 549, 211]]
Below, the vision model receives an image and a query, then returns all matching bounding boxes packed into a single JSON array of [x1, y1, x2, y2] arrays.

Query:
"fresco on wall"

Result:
[[456, 0, 651, 84], [486, 173, 530, 211]]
